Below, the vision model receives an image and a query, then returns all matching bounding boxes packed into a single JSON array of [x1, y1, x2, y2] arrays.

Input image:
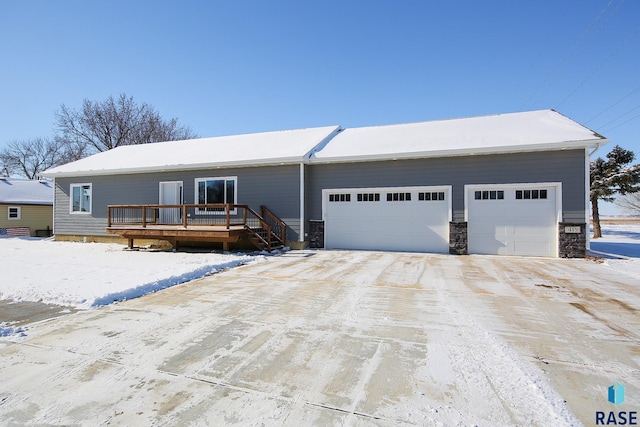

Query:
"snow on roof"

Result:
[[42, 125, 341, 177], [41, 110, 607, 178], [309, 110, 607, 163], [0, 178, 53, 205]]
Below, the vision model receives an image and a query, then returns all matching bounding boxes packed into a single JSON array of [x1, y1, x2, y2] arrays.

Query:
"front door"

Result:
[[159, 181, 183, 224]]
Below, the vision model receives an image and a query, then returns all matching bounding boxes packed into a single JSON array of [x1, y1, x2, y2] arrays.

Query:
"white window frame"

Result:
[[8, 206, 21, 220], [194, 176, 237, 214], [70, 183, 92, 214]]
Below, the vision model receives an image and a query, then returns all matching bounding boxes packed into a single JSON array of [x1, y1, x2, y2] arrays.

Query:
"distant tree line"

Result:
[[1, 93, 197, 179]]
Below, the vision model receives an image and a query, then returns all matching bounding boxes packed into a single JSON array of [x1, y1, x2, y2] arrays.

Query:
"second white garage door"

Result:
[[466, 184, 560, 257], [323, 186, 451, 252]]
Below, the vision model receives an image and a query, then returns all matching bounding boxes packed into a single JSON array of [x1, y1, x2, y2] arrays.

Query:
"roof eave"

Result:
[[40, 156, 310, 178], [309, 139, 607, 164], [0, 201, 53, 205]]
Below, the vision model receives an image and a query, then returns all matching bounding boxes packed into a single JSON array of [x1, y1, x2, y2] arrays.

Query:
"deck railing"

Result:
[[107, 203, 286, 250]]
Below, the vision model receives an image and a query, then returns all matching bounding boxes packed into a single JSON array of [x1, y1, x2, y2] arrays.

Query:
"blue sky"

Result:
[[1, 1, 638, 213]]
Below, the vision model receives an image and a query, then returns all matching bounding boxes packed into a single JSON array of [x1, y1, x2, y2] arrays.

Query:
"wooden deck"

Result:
[[107, 204, 286, 251]]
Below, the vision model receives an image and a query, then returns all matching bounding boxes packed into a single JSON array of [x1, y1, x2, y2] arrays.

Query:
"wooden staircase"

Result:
[[243, 205, 287, 252]]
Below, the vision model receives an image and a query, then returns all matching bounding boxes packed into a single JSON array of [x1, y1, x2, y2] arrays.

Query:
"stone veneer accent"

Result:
[[449, 221, 468, 255], [308, 220, 324, 249], [558, 222, 587, 258]]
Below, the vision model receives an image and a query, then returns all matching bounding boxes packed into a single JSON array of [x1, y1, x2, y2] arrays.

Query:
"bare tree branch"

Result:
[[0, 137, 80, 179], [55, 93, 197, 154]]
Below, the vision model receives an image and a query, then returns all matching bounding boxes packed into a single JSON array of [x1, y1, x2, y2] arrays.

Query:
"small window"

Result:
[[196, 177, 237, 213], [357, 193, 380, 202], [419, 192, 445, 201], [516, 189, 548, 201], [387, 192, 411, 201], [71, 183, 92, 214], [8, 206, 21, 220], [475, 189, 503, 201], [329, 193, 350, 202]]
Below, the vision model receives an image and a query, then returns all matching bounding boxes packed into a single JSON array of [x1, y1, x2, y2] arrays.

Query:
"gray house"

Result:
[[42, 109, 607, 257]]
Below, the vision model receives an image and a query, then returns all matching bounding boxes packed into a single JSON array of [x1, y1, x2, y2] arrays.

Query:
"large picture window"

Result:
[[70, 183, 92, 214], [195, 177, 237, 213]]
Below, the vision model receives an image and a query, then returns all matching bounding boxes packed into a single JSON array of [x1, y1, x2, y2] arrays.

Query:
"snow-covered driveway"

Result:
[[0, 250, 638, 425]]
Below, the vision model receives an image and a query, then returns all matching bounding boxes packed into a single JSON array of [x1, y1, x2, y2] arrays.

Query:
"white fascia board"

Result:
[[308, 138, 607, 164]]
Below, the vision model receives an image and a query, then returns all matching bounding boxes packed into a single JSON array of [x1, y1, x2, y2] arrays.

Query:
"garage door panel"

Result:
[[468, 185, 558, 257], [324, 187, 450, 253]]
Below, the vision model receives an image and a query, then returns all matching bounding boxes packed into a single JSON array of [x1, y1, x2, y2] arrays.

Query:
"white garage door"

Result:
[[467, 184, 559, 257], [323, 186, 451, 252]]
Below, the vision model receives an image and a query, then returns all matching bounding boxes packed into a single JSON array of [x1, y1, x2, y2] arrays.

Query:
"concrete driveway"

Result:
[[0, 250, 638, 426]]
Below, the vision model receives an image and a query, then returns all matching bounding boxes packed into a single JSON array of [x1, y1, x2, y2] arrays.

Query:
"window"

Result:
[[474, 190, 504, 200], [418, 192, 445, 201], [357, 193, 380, 202], [386, 192, 411, 201], [195, 177, 237, 213], [329, 193, 350, 202], [516, 189, 547, 200], [71, 184, 92, 213], [8, 206, 21, 220]]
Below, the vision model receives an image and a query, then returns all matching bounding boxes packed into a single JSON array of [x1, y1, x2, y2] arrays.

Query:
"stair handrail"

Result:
[[243, 205, 273, 251], [260, 205, 287, 246]]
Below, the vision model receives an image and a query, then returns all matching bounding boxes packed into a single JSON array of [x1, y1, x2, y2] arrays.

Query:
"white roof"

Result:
[[0, 178, 53, 205], [309, 110, 606, 163], [41, 110, 606, 177], [42, 125, 341, 177]]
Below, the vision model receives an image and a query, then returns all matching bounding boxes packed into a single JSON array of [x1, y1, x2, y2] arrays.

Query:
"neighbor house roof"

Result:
[[309, 109, 607, 163], [0, 178, 53, 205], [41, 125, 341, 177]]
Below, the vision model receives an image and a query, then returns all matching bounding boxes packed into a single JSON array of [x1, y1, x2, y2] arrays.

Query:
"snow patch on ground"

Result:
[[0, 238, 265, 309], [590, 222, 640, 279]]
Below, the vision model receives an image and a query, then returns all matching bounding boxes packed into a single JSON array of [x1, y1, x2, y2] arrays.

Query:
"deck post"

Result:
[[142, 207, 147, 228], [182, 204, 187, 227], [226, 204, 231, 229], [128, 238, 134, 249]]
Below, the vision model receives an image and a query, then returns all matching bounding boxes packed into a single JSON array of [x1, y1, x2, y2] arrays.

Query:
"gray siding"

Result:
[[306, 149, 587, 223], [53, 149, 588, 244], [54, 165, 302, 240]]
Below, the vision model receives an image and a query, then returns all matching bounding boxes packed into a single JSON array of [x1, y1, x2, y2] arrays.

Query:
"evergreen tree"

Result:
[[590, 145, 640, 238]]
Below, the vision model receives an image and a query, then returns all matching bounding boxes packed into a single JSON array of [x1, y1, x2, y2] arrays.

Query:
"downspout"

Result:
[[52, 177, 56, 237], [586, 140, 607, 250], [300, 125, 343, 247], [299, 162, 305, 243]]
